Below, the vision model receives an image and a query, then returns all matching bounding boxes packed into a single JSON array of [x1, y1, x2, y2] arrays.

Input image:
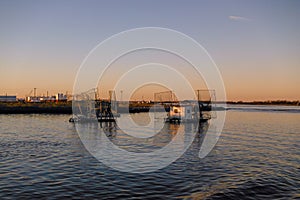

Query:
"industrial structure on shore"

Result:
[[24, 88, 69, 102], [25, 93, 68, 102], [0, 88, 70, 103], [0, 95, 17, 102]]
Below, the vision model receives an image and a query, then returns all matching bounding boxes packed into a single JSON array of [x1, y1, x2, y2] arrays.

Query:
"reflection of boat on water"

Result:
[[69, 114, 94, 122], [92, 118, 209, 153]]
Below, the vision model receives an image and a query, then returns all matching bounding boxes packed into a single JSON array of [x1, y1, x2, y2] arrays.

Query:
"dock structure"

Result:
[[70, 88, 216, 124], [154, 90, 216, 123], [95, 100, 116, 122], [70, 89, 119, 123]]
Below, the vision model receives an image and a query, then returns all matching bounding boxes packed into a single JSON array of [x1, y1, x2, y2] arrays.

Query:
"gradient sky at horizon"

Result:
[[0, 0, 299, 101]]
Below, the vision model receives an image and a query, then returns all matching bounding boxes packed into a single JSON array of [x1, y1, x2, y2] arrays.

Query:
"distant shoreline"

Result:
[[0, 100, 298, 114], [0, 102, 72, 114], [225, 100, 300, 106]]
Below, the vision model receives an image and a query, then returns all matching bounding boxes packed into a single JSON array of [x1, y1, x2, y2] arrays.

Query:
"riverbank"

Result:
[[0, 102, 157, 114], [0, 100, 298, 114], [226, 100, 299, 106], [0, 102, 72, 114]]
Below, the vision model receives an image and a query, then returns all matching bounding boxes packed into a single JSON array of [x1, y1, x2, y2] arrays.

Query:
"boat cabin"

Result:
[[167, 104, 198, 122]]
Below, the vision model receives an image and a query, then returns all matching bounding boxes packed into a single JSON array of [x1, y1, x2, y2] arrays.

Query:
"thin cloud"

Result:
[[229, 15, 251, 22]]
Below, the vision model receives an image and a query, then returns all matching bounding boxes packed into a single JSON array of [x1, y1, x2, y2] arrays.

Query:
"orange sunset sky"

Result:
[[1, 1, 299, 101]]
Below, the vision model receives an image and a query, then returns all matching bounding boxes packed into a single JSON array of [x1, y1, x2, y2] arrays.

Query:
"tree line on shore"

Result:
[[226, 100, 300, 106]]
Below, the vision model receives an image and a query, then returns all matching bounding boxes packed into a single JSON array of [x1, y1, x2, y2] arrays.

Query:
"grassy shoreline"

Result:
[[0, 102, 72, 114], [0, 100, 298, 114]]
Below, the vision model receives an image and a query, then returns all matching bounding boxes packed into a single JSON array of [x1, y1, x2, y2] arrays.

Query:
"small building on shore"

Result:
[[0, 95, 17, 102], [25, 93, 68, 102], [26, 96, 56, 102], [55, 93, 67, 102]]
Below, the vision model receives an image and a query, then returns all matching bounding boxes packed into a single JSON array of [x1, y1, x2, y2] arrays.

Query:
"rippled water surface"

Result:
[[0, 107, 299, 199]]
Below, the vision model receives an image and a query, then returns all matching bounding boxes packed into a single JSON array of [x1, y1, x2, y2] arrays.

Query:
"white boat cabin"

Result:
[[168, 105, 197, 122]]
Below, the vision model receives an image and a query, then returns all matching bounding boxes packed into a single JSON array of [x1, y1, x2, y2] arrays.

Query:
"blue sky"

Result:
[[0, 0, 299, 100]]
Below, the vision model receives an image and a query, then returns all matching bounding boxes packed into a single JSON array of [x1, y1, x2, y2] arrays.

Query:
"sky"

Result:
[[0, 0, 299, 101]]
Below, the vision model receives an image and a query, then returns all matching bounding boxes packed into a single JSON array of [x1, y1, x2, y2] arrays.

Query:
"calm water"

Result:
[[0, 106, 299, 199]]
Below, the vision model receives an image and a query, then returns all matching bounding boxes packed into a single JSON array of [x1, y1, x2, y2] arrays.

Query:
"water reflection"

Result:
[[77, 118, 209, 154], [1, 111, 299, 198], [99, 121, 117, 137], [75, 116, 210, 172]]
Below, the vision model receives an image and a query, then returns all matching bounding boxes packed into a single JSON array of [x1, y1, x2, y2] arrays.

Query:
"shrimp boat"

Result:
[[157, 90, 215, 123], [166, 102, 199, 123], [69, 89, 119, 123]]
